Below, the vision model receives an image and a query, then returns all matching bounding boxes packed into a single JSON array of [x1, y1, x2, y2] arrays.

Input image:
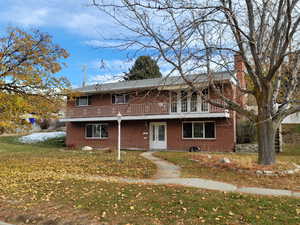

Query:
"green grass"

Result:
[[0, 136, 299, 224], [0, 136, 156, 178], [0, 135, 66, 148], [295, 125, 300, 133], [279, 144, 300, 164], [1, 177, 299, 225], [154, 145, 300, 190], [284, 124, 300, 134]]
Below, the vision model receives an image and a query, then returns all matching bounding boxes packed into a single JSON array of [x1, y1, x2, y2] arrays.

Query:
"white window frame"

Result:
[[112, 94, 129, 104], [190, 92, 198, 112], [75, 96, 90, 107], [169, 91, 179, 113], [182, 121, 216, 139], [169, 88, 210, 113], [85, 123, 109, 139]]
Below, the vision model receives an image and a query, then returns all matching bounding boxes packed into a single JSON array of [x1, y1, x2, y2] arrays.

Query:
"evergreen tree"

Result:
[[124, 56, 162, 80]]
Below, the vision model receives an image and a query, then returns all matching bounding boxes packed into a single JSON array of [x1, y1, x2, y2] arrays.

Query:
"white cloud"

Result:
[[11, 8, 49, 27], [89, 74, 123, 84], [0, 0, 120, 38], [90, 59, 133, 72], [84, 39, 141, 50]]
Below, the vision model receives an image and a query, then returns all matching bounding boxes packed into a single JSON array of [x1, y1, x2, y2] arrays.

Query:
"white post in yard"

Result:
[[117, 112, 122, 161]]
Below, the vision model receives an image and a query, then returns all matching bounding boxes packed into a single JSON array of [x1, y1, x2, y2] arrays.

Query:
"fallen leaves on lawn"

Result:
[[189, 153, 296, 173]]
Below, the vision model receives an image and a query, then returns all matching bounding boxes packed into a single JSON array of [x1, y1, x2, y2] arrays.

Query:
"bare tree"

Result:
[[91, 0, 300, 165]]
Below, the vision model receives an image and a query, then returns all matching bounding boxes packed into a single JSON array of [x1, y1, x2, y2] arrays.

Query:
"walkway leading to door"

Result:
[[141, 151, 181, 179], [137, 152, 300, 198]]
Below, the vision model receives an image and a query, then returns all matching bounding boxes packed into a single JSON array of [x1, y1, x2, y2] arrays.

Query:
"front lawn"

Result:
[[0, 177, 299, 225], [0, 136, 156, 179], [155, 145, 300, 190], [0, 136, 299, 224]]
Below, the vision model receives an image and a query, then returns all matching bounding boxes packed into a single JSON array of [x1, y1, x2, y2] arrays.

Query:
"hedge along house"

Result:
[[62, 56, 246, 151]]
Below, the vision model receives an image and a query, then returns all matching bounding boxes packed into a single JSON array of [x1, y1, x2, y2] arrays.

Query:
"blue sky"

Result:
[[0, 0, 154, 87]]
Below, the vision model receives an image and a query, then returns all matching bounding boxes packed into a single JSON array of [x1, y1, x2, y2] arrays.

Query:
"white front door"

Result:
[[150, 122, 167, 150]]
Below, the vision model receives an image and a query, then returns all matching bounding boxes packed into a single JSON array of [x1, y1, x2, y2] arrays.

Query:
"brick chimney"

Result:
[[234, 54, 247, 106]]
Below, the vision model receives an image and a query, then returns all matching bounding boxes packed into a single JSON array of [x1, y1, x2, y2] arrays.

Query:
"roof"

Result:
[[74, 71, 233, 94]]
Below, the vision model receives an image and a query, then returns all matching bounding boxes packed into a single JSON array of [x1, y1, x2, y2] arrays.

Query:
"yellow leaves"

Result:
[[296, 208, 300, 215], [101, 211, 106, 218], [135, 192, 142, 198], [212, 207, 218, 212], [228, 211, 234, 216], [0, 27, 70, 128]]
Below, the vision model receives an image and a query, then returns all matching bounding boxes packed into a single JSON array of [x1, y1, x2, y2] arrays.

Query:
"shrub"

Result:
[[38, 119, 50, 130], [0, 127, 4, 135]]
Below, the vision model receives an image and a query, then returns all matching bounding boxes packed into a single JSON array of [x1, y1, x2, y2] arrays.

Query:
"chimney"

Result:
[[234, 54, 246, 106]]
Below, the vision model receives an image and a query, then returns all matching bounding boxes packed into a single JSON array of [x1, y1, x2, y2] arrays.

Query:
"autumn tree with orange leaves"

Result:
[[0, 28, 70, 130]]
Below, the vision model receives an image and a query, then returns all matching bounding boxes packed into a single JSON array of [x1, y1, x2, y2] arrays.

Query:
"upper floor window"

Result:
[[190, 92, 198, 112], [75, 96, 91, 106], [112, 94, 129, 104], [170, 92, 178, 113], [202, 88, 209, 96], [181, 91, 188, 112]]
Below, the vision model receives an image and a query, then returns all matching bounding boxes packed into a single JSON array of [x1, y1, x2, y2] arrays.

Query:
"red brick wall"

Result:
[[67, 90, 169, 108], [166, 118, 235, 152], [66, 120, 149, 150], [234, 54, 247, 106], [66, 118, 235, 152], [66, 121, 117, 150]]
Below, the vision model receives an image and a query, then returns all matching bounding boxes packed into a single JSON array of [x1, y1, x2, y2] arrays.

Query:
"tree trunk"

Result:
[[257, 119, 277, 165]]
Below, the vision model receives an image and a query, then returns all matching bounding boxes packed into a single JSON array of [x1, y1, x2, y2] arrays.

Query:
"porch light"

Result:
[[117, 112, 122, 161]]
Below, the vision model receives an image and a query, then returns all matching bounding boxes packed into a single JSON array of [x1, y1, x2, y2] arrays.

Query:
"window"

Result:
[[182, 122, 215, 139], [112, 94, 129, 104], [181, 91, 188, 112], [75, 96, 91, 106], [205, 122, 215, 138], [86, 124, 108, 139], [201, 88, 209, 112], [202, 88, 209, 96], [170, 92, 178, 113], [183, 123, 192, 138], [190, 92, 197, 112]]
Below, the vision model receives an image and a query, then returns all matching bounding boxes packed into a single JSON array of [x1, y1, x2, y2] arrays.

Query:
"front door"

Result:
[[150, 122, 167, 150]]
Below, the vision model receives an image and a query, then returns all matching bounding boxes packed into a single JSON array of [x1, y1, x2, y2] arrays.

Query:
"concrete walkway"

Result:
[[141, 152, 181, 178], [137, 152, 300, 198]]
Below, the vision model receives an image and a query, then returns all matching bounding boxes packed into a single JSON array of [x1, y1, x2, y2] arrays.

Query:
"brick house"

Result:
[[62, 56, 245, 152]]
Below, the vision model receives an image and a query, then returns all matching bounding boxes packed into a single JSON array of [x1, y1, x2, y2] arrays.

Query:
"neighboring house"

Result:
[[282, 112, 300, 124], [62, 56, 245, 152]]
